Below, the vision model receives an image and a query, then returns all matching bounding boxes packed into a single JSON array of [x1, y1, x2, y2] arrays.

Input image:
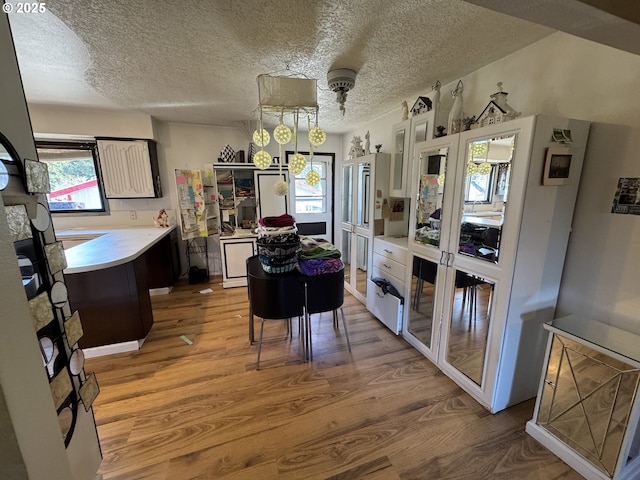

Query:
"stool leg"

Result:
[[339, 307, 352, 351], [256, 318, 266, 370]]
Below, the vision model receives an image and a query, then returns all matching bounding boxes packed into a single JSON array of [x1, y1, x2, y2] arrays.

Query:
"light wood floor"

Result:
[[85, 278, 582, 480]]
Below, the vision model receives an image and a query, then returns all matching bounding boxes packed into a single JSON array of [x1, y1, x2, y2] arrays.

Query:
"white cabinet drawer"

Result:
[[371, 265, 405, 293], [373, 252, 406, 282], [373, 238, 407, 265], [366, 279, 403, 334]]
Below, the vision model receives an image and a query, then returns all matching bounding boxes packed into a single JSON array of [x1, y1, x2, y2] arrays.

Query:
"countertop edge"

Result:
[[61, 225, 176, 275]]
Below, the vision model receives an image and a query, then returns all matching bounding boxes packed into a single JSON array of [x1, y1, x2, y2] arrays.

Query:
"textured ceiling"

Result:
[[7, 0, 559, 134]]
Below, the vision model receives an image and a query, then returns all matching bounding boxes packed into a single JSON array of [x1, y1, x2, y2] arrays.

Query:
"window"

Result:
[[464, 167, 496, 204], [36, 141, 109, 214], [293, 162, 326, 214]]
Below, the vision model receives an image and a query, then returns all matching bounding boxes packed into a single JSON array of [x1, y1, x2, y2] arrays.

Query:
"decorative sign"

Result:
[[611, 177, 640, 215]]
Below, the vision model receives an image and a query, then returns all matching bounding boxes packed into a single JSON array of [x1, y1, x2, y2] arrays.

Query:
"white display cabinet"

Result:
[[204, 163, 288, 288], [340, 153, 389, 304], [403, 114, 591, 413]]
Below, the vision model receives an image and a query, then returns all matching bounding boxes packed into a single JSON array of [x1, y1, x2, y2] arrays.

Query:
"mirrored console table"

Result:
[[526, 315, 640, 480]]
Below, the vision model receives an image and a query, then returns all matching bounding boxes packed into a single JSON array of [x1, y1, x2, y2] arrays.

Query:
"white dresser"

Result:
[[366, 236, 408, 334]]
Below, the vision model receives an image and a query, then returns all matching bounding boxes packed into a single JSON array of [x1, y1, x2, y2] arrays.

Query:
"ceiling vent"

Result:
[[327, 68, 357, 116]]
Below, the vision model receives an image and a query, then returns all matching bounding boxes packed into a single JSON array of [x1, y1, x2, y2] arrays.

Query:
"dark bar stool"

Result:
[[247, 256, 305, 369], [302, 268, 352, 361]]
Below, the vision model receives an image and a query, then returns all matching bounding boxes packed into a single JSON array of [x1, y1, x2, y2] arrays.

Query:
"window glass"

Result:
[[36, 142, 108, 214], [294, 162, 326, 214]]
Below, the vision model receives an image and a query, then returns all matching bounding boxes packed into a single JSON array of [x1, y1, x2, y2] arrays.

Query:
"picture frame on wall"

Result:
[[542, 146, 572, 186]]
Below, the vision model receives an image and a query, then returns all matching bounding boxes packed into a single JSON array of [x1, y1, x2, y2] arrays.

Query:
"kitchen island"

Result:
[[60, 226, 180, 356]]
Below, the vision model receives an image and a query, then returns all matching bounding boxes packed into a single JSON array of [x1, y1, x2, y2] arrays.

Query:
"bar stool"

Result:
[[302, 268, 352, 361], [247, 256, 305, 369]]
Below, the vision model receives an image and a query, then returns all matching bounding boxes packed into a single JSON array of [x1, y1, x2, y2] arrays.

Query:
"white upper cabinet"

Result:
[[389, 118, 411, 197], [97, 139, 161, 198], [389, 109, 441, 198]]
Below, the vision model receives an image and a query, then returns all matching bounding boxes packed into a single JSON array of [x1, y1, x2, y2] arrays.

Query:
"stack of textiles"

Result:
[[298, 237, 344, 276], [256, 214, 301, 274]]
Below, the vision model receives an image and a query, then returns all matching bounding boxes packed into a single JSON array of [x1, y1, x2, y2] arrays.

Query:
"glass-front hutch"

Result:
[[404, 114, 591, 413]]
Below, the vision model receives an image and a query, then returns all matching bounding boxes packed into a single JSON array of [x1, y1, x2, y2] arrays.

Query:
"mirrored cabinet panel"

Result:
[[406, 256, 439, 352], [458, 134, 515, 264], [389, 119, 410, 197], [414, 147, 448, 248], [445, 270, 494, 386], [342, 165, 352, 224], [356, 162, 371, 227]]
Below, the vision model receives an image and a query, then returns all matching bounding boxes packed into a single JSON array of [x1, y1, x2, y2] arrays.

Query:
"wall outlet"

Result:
[[129, 210, 137, 220]]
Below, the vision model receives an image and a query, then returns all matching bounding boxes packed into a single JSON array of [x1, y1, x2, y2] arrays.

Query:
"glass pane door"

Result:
[[458, 134, 516, 264], [356, 162, 370, 227], [445, 269, 495, 386], [355, 234, 368, 298], [407, 255, 439, 351], [342, 228, 352, 286], [392, 128, 406, 190], [414, 147, 448, 249], [342, 165, 352, 224]]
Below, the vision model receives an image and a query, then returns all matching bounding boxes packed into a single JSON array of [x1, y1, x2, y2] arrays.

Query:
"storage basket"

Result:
[[257, 240, 301, 274]]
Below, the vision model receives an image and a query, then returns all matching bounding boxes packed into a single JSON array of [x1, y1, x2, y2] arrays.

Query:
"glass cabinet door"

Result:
[[457, 134, 516, 265], [407, 255, 439, 353], [342, 165, 353, 224], [356, 162, 370, 227], [390, 119, 410, 197], [414, 147, 448, 249], [444, 269, 495, 386]]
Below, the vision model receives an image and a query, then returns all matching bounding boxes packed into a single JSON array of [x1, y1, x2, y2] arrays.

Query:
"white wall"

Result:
[[344, 31, 640, 330]]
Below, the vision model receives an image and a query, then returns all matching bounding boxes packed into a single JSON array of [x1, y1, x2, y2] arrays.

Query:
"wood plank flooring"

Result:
[[85, 278, 583, 480]]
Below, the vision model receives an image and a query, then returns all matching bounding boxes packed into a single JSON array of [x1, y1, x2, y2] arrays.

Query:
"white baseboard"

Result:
[[149, 286, 172, 296], [82, 339, 144, 358]]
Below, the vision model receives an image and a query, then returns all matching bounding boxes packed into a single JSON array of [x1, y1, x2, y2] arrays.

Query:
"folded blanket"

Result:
[[300, 237, 341, 259], [259, 214, 295, 228], [297, 258, 344, 276]]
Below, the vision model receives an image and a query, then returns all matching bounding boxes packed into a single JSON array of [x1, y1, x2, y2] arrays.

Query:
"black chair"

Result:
[[246, 256, 305, 369], [303, 268, 352, 360]]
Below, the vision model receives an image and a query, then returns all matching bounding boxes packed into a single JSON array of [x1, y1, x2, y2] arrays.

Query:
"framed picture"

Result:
[[542, 146, 572, 185]]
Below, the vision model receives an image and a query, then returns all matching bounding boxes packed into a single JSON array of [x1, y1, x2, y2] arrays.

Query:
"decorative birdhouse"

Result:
[[410, 96, 433, 116], [476, 82, 521, 127]]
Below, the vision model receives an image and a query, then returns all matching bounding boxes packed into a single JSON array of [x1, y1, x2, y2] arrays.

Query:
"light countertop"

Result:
[[58, 225, 176, 274]]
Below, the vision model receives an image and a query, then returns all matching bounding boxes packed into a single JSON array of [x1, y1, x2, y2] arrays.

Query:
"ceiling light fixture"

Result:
[[254, 70, 326, 190], [327, 68, 357, 116]]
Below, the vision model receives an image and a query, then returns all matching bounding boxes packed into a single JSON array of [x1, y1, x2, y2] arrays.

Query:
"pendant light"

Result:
[[305, 117, 320, 186], [288, 111, 307, 175], [253, 111, 272, 169], [273, 109, 290, 196]]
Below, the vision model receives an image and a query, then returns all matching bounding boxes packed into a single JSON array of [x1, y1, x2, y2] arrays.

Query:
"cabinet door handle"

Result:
[[384, 249, 392, 253], [447, 252, 454, 267], [439, 251, 446, 266], [377, 292, 385, 298], [383, 263, 391, 269]]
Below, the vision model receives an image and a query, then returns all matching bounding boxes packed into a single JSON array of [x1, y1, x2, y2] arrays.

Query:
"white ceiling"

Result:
[[6, 0, 638, 134]]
